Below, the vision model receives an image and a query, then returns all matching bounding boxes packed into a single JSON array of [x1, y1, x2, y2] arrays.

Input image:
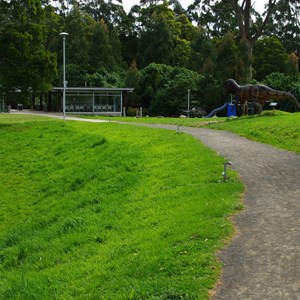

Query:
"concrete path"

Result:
[[142, 124, 300, 300], [125, 123, 299, 299], [10, 110, 110, 123]]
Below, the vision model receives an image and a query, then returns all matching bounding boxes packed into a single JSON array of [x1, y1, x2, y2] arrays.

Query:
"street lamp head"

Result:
[[59, 32, 69, 37]]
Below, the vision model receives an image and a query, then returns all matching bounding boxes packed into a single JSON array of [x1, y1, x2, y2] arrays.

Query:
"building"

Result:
[[50, 87, 134, 116]]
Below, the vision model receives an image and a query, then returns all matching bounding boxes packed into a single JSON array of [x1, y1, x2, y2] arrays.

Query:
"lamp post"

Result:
[[59, 32, 69, 120], [187, 89, 191, 118]]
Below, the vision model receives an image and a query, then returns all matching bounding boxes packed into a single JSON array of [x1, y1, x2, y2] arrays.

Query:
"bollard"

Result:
[[222, 161, 232, 182]]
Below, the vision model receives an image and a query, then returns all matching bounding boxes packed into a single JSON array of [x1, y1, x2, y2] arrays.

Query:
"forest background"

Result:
[[0, 0, 299, 116]]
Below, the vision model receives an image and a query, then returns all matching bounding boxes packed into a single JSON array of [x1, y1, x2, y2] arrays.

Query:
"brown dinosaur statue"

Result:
[[224, 79, 300, 115]]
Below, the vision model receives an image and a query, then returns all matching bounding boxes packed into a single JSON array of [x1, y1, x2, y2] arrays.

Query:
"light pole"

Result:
[[187, 89, 191, 118], [59, 32, 69, 120]]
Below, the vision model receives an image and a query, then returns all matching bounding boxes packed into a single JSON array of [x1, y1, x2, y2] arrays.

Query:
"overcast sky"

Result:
[[122, 0, 268, 14]]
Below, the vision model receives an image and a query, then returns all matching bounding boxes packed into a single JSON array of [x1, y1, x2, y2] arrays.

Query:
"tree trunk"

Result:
[[230, 0, 277, 81], [242, 37, 254, 82]]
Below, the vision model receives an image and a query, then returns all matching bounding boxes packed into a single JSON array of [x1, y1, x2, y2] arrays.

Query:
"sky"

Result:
[[122, 0, 268, 14]]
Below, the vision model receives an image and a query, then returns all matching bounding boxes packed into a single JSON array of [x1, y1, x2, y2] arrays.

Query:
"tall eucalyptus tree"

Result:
[[188, 0, 278, 80]]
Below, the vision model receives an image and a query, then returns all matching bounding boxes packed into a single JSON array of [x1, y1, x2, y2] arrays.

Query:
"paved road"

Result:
[[10, 110, 110, 122], [10, 112, 300, 299], [133, 123, 300, 300]]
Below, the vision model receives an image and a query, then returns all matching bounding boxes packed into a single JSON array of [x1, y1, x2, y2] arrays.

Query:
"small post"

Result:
[[123, 107, 126, 117], [140, 107, 142, 118], [223, 161, 232, 182]]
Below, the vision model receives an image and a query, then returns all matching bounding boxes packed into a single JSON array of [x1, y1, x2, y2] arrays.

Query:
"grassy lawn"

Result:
[[83, 111, 300, 154], [76, 114, 226, 127], [0, 115, 243, 299], [207, 111, 300, 154]]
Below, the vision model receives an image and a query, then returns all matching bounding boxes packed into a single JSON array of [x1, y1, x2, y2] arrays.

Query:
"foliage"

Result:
[[187, 0, 237, 38], [54, 63, 86, 87], [64, 6, 94, 68], [262, 72, 300, 111], [190, 26, 216, 74], [253, 37, 289, 81], [0, 0, 57, 95], [135, 63, 204, 116], [137, 7, 176, 68], [0, 115, 243, 299], [89, 19, 114, 72], [196, 74, 223, 111], [214, 33, 248, 82], [136, 3, 198, 69], [262, 72, 299, 92], [264, 0, 300, 54], [85, 69, 125, 87], [1, 0, 299, 112], [125, 60, 140, 107], [187, 0, 279, 80], [80, 0, 126, 26]]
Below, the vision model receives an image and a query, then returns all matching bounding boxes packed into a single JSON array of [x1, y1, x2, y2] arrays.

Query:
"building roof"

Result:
[[52, 87, 134, 93]]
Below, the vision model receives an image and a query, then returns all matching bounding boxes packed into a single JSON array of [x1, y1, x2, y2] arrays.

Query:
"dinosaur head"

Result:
[[224, 79, 239, 95]]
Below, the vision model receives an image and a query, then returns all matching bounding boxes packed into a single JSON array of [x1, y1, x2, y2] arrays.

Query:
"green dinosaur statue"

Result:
[[224, 79, 300, 115]]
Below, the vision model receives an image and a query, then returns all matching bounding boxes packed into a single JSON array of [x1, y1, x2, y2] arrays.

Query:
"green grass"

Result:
[[0, 114, 243, 299], [76, 114, 225, 127], [82, 111, 300, 153], [207, 111, 300, 154]]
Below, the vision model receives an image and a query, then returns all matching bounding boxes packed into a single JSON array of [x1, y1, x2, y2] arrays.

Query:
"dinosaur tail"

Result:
[[290, 94, 300, 111], [269, 91, 300, 111]]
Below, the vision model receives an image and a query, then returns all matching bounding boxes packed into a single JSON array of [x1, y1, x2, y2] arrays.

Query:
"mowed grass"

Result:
[[207, 111, 300, 154], [77, 114, 224, 128], [0, 114, 243, 299], [85, 111, 300, 154]]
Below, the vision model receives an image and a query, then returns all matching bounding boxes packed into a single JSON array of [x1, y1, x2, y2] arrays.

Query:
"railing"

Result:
[[66, 104, 115, 113]]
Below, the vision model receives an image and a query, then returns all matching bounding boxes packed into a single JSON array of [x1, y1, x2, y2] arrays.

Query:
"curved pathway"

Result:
[[134, 123, 300, 300], [10, 112, 300, 298]]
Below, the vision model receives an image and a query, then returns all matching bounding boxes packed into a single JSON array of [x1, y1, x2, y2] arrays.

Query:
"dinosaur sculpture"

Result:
[[224, 79, 300, 115]]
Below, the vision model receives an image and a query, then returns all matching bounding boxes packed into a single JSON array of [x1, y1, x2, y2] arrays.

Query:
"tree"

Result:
[[80, 0, 126, 27], [262, 72, 300, 111], [125, 59, 140, 88], [189, 0, 279, 81], [253, 36, 289, 81], [187, 0, 238, 38], [109, 27, 125, 69], [215, 32, 247, 82], [135, 63, 203, 116], [64, 6, 94, 68], [0, 0, 57, 96], [125, 60, 140, 107], [138, 14, 175, 67], [173, 14, 197, 68], [190, 26, 216, 74], [229, 0, 278, 80], [89, 19, 114, 71], [137, 2, 197, 68], [85, 70, 125, 87], [264, 0, 300, 54]]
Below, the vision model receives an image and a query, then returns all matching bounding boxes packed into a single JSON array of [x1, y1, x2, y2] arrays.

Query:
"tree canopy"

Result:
[[0, 0, 299, 114]]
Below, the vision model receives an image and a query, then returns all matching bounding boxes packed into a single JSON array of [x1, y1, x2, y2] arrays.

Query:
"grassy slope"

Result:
[[0, 115, 243, 299], [207, 112, 300, 154], [85, 111, 300, 154]]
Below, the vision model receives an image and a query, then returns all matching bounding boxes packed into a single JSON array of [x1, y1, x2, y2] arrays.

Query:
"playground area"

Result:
[[204, 79, 300, 118]]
